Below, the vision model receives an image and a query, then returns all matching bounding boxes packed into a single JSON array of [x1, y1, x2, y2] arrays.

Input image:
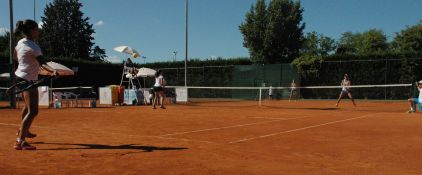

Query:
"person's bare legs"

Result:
[[15, 88, 38, 150], [19, 89, 38, 139], [336, 92, 345, 107], [17, 98, 37, 138], [347, 93, 357, 107], [408, 98, 416, 112], [159, 91, 166, 109], [152, 91, 159, 109]]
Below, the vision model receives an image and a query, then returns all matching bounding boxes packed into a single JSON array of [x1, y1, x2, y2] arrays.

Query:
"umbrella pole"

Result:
[[50, 79, 53, 108]]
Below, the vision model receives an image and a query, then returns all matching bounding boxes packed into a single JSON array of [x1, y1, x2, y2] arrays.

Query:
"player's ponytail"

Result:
[[14, 20, 24, 37], [14, 19, 38, 38]]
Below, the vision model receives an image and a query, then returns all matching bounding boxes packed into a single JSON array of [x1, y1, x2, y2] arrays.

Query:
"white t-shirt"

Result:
[[291, 83, 297, 90], [14, 38, 43, 81], [341, 79, 351, 91], [154, 75, 164, 87], [269, 86, 273, 95]]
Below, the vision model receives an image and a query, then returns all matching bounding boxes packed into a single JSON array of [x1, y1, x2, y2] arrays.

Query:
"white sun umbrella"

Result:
[[38, 61, 75, 105], [136, 67, 156, 78], [39, 61, 74, 76], [0, 72, 10, 80], [113, 46, 140, 58], [136, 67, 156, 94]]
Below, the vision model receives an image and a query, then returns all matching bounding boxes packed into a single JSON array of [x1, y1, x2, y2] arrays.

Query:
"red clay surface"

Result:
[[0, 100, 421, 175]]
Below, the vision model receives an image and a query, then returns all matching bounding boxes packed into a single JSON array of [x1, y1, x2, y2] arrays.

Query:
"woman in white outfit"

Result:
[[335, 74, 356, 107], [13, 19, 57, 150], [152, 70, 166, 109]]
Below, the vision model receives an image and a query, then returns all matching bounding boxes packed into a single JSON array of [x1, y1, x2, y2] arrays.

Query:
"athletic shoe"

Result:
[[16, 130, 37, 138], [14, 141, 36, 150], [160, 106, 166, 109], [408, 110, 416, 113]]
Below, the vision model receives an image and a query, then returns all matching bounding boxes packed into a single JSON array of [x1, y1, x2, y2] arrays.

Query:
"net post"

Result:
[[259, 87, 262, 107]]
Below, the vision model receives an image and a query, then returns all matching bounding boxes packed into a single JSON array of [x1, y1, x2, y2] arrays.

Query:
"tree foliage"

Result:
[[392, 22, 422, 53], [91, 45, 107, 62], [336, 29, 388, 55], [240, 0, 305, 64], [39, 0, 104, 61], [301, 32, 336, 56], [0, 32, 11, 57]]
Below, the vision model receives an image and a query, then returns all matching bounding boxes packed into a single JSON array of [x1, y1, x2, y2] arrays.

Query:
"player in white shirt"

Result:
[[335, 74, 356, 107], [289, 80, 298, 102], [407, 80, 422, 113], [268, 86, 274, 100], [13, 20, 57, 150], [152, 70, 166, 109]]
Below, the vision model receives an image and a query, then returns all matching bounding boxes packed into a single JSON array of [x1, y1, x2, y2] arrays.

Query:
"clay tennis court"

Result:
[[0, 100, 421, 175]]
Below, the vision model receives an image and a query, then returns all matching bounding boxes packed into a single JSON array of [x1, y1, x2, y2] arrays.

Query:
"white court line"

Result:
[[160, 116, 312, 137], [249, 117, 297, 120], [0, 122, 218, 145], [229, 113, 376, 144]]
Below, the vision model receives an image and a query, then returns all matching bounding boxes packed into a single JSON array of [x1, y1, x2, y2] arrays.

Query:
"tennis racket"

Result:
[[6, 76, 55, 95]]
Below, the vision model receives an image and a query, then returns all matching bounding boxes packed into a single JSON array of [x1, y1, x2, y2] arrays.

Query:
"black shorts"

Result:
[[153, 86, 164, 92]]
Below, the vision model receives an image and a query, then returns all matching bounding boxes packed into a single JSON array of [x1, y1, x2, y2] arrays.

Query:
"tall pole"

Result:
[[9, 0, 16, 108], [184, 0, 188, 87], [33, 0, 36, 21]]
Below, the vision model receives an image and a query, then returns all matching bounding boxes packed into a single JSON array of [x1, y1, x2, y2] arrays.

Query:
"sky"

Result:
[[1, 0, 422, 64]]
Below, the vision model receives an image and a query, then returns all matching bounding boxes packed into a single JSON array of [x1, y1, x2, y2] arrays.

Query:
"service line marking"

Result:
[[160, 116, 312, 137], [229, 113, 377, 144]]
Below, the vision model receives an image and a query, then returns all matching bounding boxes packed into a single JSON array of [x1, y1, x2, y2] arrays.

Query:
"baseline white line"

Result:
[[0, 122, 218, 145], [249, 117, 296, 120], [229, 113, 376, 144], [160, 116, 312, 137]]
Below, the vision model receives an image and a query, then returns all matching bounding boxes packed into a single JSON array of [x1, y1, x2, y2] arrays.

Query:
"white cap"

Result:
[[419, 80, 422, 84]]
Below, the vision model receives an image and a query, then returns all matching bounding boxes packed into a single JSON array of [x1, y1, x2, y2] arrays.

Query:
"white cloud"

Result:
[[105, 56, 123, 63], [38, 21, 44, 29], [94, 20, 105, 27], [0, 27, 9, 35]]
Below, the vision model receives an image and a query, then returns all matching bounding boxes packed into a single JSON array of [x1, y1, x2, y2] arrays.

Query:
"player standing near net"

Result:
[[13, 20, 57, 150], [268, 86, 274, 100], [289, 79, 298, 102], [152, 70, 166, 109], [407, 80, 422, 113], [335, 74, 356, 107]]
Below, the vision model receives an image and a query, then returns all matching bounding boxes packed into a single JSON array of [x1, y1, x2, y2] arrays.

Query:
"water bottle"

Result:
[[54, 99, 61, 109], [90, 99, 96, 108]]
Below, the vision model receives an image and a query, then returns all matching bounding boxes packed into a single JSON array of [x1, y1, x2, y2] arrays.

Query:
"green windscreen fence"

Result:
[[159, 64, 300, 100], [232, 64, 300, 99]]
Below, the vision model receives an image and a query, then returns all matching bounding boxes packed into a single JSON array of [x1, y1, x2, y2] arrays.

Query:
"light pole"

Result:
[[9, 0, 16, 108], [142, 56, 146, 64], [173, 51, 177, 62], [33, 0, 36, 21], [185, 0, 188, 87]]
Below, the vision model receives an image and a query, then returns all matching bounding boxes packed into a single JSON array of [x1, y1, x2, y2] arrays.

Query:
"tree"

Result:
[[358, 29, 388, 54], [336, 29, 388, 55], [0, 32, 10, 57], [240, 0, 305, 64], [239, 0, 267, 63], [392, 22, 422, 53], [301, 31, 336, 56], [39, 0, 95, 61], [90, 45, 107, 62]]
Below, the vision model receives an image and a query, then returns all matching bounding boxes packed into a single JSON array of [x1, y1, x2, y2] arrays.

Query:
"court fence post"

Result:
[[259, 87, 262, 107]]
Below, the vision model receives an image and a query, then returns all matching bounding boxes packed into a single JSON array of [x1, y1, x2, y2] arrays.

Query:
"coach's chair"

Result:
[[120, 58, 141, 90]]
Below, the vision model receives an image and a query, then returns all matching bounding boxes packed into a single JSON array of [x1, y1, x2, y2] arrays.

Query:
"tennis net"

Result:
[[167, 83, 413, 105]]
